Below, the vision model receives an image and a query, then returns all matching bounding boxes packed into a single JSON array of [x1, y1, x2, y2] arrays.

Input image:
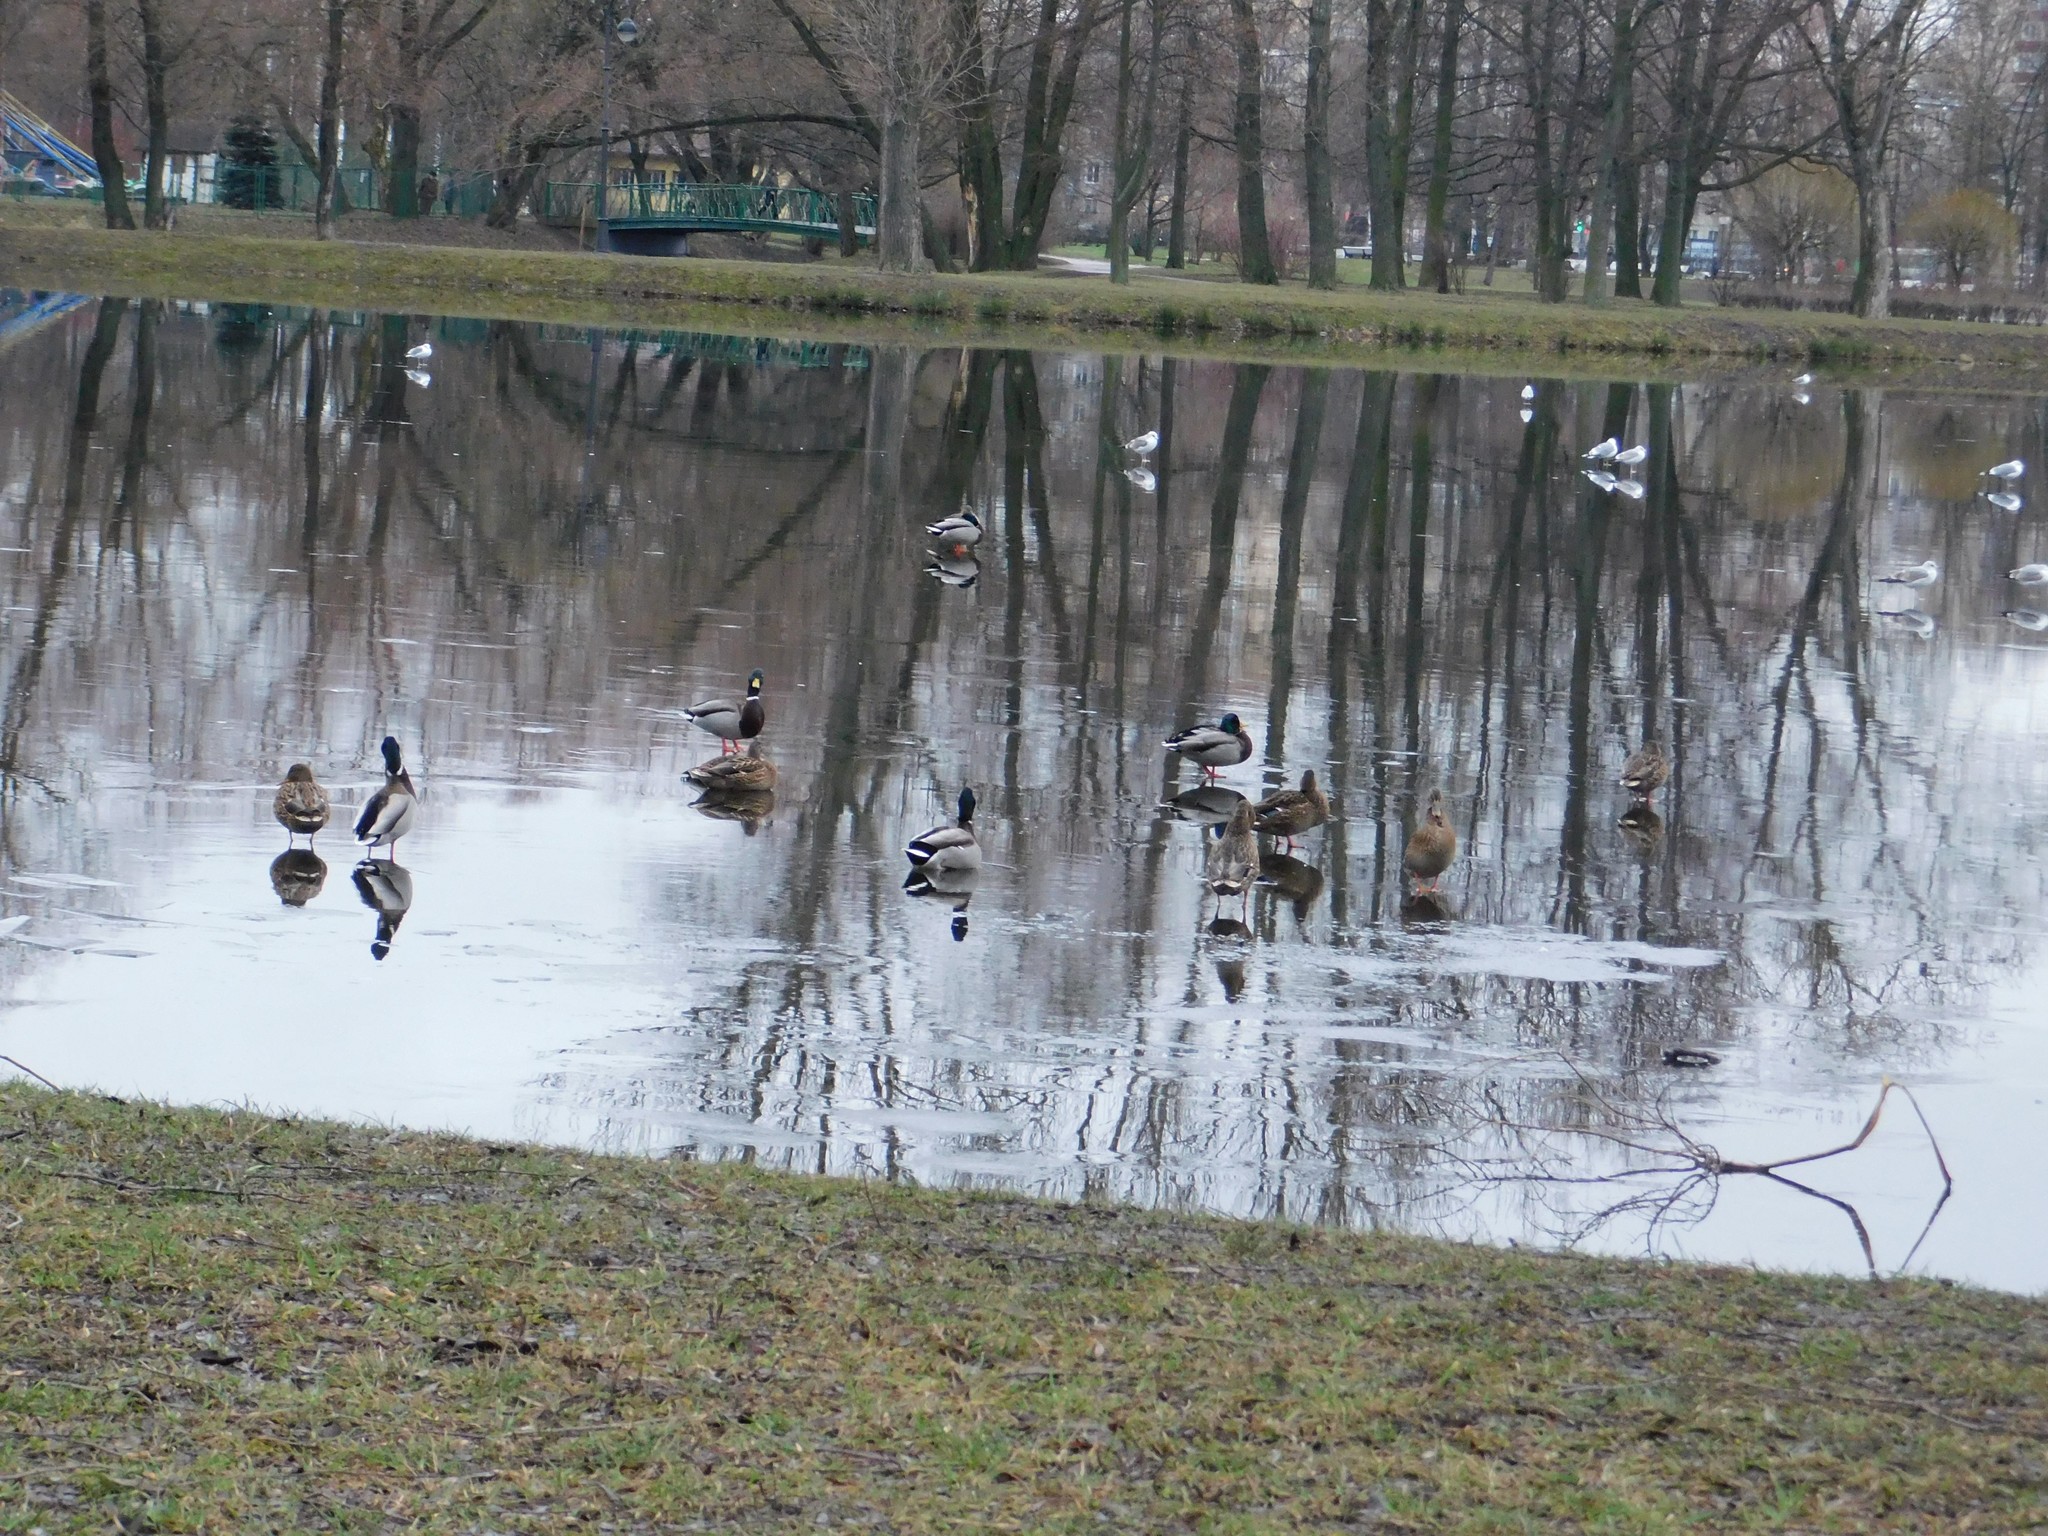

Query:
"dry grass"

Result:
[[1, 1083, 2043, 1532], [8, 213, 2048, 382]]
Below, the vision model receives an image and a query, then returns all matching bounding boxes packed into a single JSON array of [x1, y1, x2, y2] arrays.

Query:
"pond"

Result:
[[1, 292, 2043, 1292]]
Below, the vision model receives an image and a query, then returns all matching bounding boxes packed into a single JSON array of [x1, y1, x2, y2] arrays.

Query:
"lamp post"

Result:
[[595, 6, 641, 253]]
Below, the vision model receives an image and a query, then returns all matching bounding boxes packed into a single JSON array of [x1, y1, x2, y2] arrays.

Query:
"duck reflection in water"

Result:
[[1164, 784, 1247, 826], [686, 746, 778, 835], [1256, 851, 1324, 921], [925, 551, 980, 588], [904, 866, 977, 942], [351, 859, 413, 960], [1204, 800, 1259, 916], [269, 849, 327, 908], [1400, 889, 1457, 925], [1618, 803, 1665, 853]]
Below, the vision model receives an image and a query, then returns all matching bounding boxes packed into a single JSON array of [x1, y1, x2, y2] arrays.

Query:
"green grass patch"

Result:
[[0, 1083, 2043, 1532]]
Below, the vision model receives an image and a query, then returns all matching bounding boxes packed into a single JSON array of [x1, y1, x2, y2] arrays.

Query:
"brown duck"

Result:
[[1206, 800, 1259, 900], [1404, 789, 1456, 892], [1253, 770, 1330, 848], [273, 763, 330, 846], [1619, 742, 1670, 801]]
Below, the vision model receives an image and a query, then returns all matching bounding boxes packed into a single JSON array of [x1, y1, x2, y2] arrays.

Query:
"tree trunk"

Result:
[[1003, 0, 1099, 268], [1165, 51, 1192, 268], [877, 111, 922, 271], [138, 0, 170, 229], [1304, 0, 1336, 288], [920, 195, 957, 272], [1228, 0, 1277, 283], [316, 0, 345, 238], [837, 189, 861, 256], [1107, 0, 1138, 283], [953, 2, 1004, 271], [1107, 0, 1162, 284], [83, 0, 134, 230], [1614, 155, 1642, 297], [389, 0, 422, 218], [1422, 0, 1462, 292], [1848, 151, 1893, 318], [1583, 3, 1637, 306]]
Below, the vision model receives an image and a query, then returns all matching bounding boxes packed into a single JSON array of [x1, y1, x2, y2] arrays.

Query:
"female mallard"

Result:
[[1253, 769, 1330, 847], [1166, 712, 1254, 779], [685, 744, 777, 793], [273, 763, 330, 845], [1403, 789, 1456, 892], [353, 736, 418, 860], [925, 510, 984, 553], [906, 787, 981, 873], [1619, 742, 1670, 801], [684, 670, 765, 754], [1206, 799, 1259, 900]]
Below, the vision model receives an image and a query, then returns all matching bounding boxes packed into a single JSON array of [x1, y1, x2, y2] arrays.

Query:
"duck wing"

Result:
[[906, 824, 978, 864], [354, 779, 415, 841], [1166, 726, 1233, 754]]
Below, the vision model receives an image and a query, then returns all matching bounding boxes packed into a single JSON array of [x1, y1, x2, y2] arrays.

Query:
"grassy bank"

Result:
[[0, 1083, 2042, 1532], [8, 215, 2048, 379]]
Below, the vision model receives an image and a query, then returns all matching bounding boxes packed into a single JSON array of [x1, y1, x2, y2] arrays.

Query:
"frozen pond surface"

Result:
[[1, 294, 2044, 1291]]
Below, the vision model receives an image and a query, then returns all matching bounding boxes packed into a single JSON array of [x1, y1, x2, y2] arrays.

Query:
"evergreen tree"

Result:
[[219, 115, 280, 210]]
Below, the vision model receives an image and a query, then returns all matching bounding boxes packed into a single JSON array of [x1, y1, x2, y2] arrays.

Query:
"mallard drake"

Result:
[[1206, 799, 1259, 899], [274, 763, 330, 845], [353, 737, 418, 860], [685, 744, 777, 792], [1253, 769, 1330, 847], [906, 787, 981, 873], [269, 849, 327, 908], [692, 788, 775, 834], [1403, 789, 1456, 892], [1166, 712, 1254, 779], [1619, 742, 1670, 802], [684, 670, 765, 754], [925, 511, 983, 553], [350, 858, 413, 961]]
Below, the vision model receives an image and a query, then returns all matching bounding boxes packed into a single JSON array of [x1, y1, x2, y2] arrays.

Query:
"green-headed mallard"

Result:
[[1166, 712, 1254, 779], [1619, 742, 1670, 802], [269, 849, 327, 908], [684, 670, 765, 754], [1403, 789, 1456, 892], [925, 511, 983, 553], [1253, 769, 1330, 847], [906, 787, 981, 873], [685, 744, 777, 793], [1206, 799, 1258, 899], [274, 763, 330, 845], [353, 737, 417, 860]]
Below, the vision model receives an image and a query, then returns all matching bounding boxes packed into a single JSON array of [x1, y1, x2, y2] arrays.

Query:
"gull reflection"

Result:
[[352, 860, 414, 961], [269, 849, 327, 908]]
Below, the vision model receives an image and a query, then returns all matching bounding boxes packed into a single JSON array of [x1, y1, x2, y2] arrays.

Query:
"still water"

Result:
[[1, 293, 2043, 1291]]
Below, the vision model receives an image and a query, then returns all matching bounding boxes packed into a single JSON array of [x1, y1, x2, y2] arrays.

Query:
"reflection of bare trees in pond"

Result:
[[2, 307, 2042, 1257]]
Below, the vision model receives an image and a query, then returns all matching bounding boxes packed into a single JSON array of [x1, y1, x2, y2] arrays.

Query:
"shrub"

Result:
[[1908, 189, 2020, 288]]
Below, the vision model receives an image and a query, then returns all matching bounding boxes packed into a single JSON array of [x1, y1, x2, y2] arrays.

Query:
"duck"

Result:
[[1252, 769, 1330, 848], [269, 849, 328, 908], [1205, 799, 1259, 900], [1165, 712, 1254, 779], [2008, 563, 2048, 585], [351, 858, 413, 961], [906, 787, 981, 874], [925, 510, 983, 553], [1403, 789, 1456, 892], [1877, 560, 1938, 588], [353, 736, 418, 860], [684, 670, 765, 754], [685, 744, 777, 793], [1124, 429, 1159, 456], [1619, 742, 1670, 801], [273, 762, 330, 845]]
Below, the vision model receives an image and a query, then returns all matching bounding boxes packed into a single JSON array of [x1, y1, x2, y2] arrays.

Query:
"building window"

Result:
[[1083, 161, 1102, 186]]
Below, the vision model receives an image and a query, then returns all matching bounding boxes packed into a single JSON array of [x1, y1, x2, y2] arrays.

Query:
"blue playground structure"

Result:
[[1, 91, 99, 190]]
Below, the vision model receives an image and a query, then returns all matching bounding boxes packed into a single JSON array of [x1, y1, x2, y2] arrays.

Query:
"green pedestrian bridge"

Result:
[[541, 182, 876, 249]]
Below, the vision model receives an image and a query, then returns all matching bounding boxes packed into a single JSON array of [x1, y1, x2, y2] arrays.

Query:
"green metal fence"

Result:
[[540, 181, 875, 237], [214, 163, 495, 217]]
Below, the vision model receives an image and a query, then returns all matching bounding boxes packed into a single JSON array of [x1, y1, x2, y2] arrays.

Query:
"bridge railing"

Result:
[[541, 181, 876, 233]]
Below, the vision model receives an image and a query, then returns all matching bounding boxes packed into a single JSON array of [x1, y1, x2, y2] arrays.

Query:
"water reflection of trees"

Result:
[[2, 303, 2042, 1250]]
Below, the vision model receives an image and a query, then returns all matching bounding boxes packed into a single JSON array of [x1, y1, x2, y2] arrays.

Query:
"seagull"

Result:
[[1519, 407, 1534, 424], [404, 369, 431, 388], [1124, 430, 1159, 456], [1583, 470, 1619, 491], [2003, 608, 2048, 631], [1612, 444, 1648, 467], [1985, 459, 2026, 481], [1583, 437, 1621, 462], [1520, 383, 1536, 401], [1986, 491, 2023, 513], [1614, 478, 1646, 501], [1877, 560, 1939, 587], [2008, 563, 2048, 585], [1880, 610, 1937, 638], [405, 341, 433, 361], [1792, 372, 1813, 386], [1124, 467, 1157, 493]]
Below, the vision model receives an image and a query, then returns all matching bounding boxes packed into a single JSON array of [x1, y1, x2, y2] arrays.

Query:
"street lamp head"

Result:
[[615, 16, 640, 44]]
